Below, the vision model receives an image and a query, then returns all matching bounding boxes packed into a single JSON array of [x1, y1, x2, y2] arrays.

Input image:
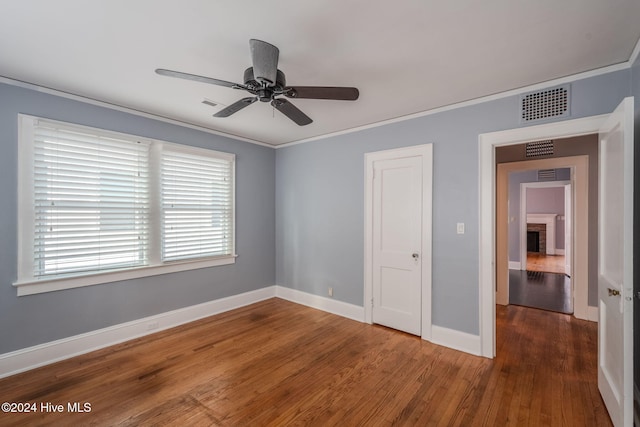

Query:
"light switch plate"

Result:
[[457, 223, 465, 234]]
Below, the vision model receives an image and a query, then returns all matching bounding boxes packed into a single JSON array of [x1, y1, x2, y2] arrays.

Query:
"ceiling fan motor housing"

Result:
[[244, 67, 286, 101]]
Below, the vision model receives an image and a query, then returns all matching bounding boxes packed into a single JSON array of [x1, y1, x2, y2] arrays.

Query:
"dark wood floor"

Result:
[[509, 269, 573, 314], [0, 298, 611, 426]]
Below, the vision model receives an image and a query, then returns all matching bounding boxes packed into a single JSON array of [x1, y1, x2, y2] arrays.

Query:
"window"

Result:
[[161, 148, 234, 262], [16, 115, 235, 296], [32, 121, 150, 277]]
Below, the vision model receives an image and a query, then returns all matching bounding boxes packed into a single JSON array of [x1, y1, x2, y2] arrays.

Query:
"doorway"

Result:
[[364, 144, 433, 339], [478, 114, 607, 359], [520, 179, 571, 275], [479, 98, 634, 426], [510, 173, 573, 314], [496, 156, 589, 318]]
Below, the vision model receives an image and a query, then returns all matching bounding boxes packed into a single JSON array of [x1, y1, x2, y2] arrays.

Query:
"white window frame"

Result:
[[14, 115, 236, 296]]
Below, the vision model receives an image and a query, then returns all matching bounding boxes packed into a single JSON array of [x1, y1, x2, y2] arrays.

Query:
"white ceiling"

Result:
[[1, 1, 639, 146]]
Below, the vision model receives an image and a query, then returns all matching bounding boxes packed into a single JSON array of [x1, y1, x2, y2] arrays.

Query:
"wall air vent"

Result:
[[537, 169, 556, 181], [525, 140, 554, 158], [520, 85, 570, 122]]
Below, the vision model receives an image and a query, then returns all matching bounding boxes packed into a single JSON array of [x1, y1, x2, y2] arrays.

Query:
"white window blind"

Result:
[[161, 148, 234, 262], [33, 121, 150, 277], [17, 115, 236, 295]]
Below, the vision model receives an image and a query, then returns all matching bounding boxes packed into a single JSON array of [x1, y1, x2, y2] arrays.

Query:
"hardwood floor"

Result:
[[526, 252, 566, 274], [509, 269, 572, 314], [0, 298, 611, 426]]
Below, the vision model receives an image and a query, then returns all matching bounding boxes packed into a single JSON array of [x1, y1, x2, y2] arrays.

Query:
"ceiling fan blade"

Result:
[[213, 97, 258, 118], [156, 69, 241, 89], [271, 98, 312, 126], [249, 39, 279, 86], [285, 86, 359, 100]]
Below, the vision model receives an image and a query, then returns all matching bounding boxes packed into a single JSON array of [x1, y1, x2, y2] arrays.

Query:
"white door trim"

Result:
[[364, 144, 433, 340], [478, 114, 608, 358], [564, 184, 572, 275]]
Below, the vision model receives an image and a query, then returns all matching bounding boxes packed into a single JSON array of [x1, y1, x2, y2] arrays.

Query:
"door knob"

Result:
[[607, 288, 620, 297], [412, 253, 419, 259]]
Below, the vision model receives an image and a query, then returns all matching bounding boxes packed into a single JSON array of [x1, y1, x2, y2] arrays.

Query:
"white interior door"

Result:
[[564, 183, 572, 276], [598, 97, 634, 427], [372, 155, 423, 335]]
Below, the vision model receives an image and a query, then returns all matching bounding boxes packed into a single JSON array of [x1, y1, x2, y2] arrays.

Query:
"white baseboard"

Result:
[[508, 261, 521, 270], [275, 286, 365, 322], [0, 286, 276, 379], [576, 305, 598, 323], [430, 325, 482, 356], [555, 249, 565, 255], [275, 287, 485, 358], [1, 285, 485, 379]]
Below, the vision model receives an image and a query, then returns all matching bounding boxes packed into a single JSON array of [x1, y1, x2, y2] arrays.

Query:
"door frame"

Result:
[[364, 144, 433, 340], [564, 184, 572, 276], [496, 160, 587, 314], [479, 114, 608, 358]]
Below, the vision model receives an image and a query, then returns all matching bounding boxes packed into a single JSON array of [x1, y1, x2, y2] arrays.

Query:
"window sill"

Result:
[[13, 255, 237, 296]]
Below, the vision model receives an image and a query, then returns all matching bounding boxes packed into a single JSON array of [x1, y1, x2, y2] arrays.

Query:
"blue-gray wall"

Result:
[[276, 69, 632, 336], [0, 82, 276, 354], [527, 187, 566, 249], [1, 61, 637, 354], [508, 170, 538, 260]]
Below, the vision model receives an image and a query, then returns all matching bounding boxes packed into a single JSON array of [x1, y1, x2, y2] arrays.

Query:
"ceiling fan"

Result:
[[156, 39, 359, 126]]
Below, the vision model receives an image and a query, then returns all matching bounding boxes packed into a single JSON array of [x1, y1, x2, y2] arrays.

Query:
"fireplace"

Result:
[[527, 231, 539, 252], [526, 223, 546, 253], [525, 214, 557, 256]]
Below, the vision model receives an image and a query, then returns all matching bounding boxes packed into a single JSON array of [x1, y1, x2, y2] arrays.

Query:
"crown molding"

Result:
[[2, 44, 636, 151], [629, 35, 640, 67], [0, 75, 275, 149], [276, 61, 630, 149]]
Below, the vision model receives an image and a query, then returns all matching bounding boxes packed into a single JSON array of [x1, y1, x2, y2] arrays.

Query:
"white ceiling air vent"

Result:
[[520, 85, 570, 122], [525, 140, 554, 157], [202, 99, 219, 108], [537, 169, 556, 181]]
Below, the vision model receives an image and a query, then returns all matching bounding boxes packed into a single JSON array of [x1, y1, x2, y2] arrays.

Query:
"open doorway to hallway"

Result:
[[507, 168, 573, 314], [494, 133, 599, 323], [480, 99, 635, 426]]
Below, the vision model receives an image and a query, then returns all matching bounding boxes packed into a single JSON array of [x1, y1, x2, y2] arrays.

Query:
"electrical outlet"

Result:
[[147, 321, 159, 331], [328, 287, 333, 297]]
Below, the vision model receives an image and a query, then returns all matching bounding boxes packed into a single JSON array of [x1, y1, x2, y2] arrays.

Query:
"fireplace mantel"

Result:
[[526, 214, 556, 255]]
